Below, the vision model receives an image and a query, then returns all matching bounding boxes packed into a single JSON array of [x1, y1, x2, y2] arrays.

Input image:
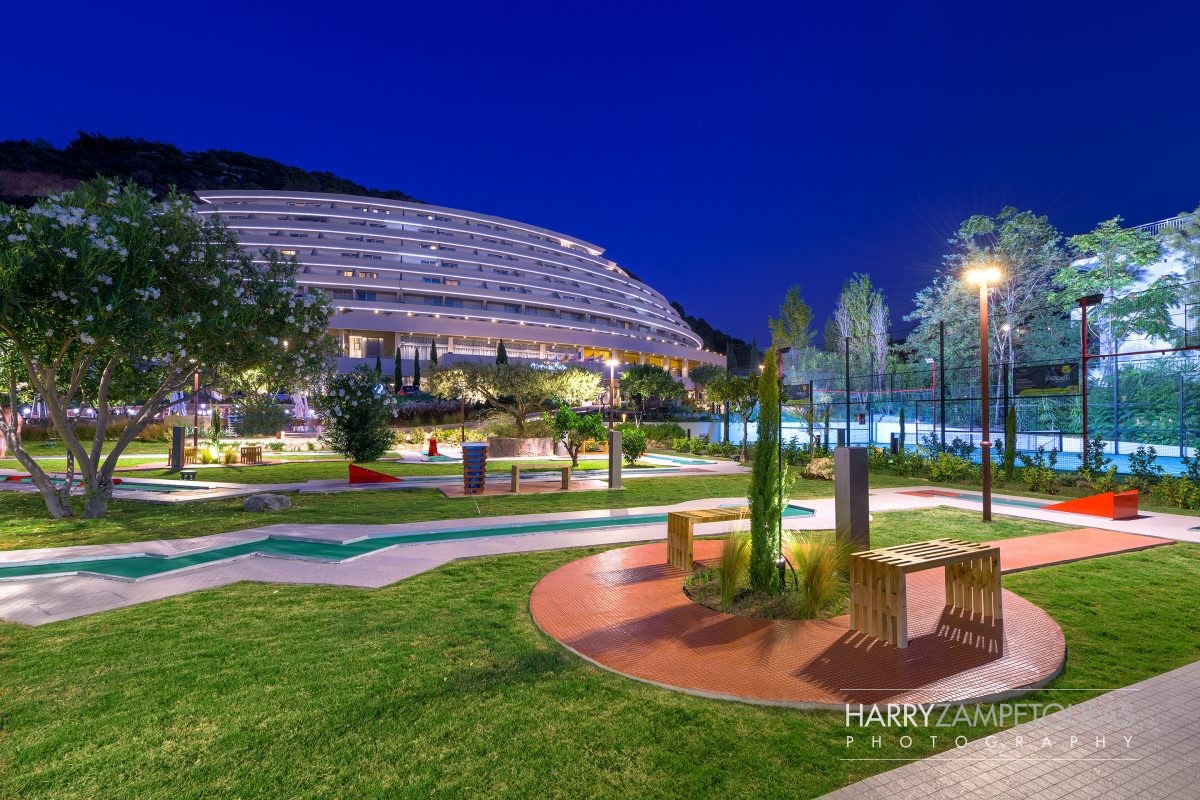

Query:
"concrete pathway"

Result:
[[822, 658, 1200, 799]]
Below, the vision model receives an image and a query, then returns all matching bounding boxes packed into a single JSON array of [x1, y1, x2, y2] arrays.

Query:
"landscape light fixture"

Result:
[[964, 263, 1002, 522]]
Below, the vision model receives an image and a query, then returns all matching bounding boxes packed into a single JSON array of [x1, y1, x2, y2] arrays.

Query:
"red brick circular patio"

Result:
[[531, 538, 1068, 707]]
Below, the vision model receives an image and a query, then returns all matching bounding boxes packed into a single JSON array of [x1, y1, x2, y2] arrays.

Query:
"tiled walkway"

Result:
[[822, 658, 1200, 799], [530, 529, 1173, 707]]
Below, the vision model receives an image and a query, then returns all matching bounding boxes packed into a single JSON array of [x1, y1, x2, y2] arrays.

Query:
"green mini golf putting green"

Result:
[[1, 475, 213, 493], [0, 505, 814, 582]]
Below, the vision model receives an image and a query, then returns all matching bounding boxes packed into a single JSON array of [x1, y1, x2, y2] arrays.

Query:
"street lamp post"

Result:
[[966, 264, 1002, 523], [605, 358, 620, 430], [192, 369, 200, 449], [776, 346, 791, 589], [1077, 294, 1104, 463]]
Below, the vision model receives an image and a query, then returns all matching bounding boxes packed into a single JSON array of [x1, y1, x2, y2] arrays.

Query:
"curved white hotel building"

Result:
[[193, 190, 723, 379]]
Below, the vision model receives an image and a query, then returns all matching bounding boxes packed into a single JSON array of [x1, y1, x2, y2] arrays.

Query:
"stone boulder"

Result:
[[486, 436, 555, 457], [243, 493, 292, 512], [802, 457, 835, 481]]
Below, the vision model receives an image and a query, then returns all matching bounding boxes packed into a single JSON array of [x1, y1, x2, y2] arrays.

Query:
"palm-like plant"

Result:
[[717, 533, 750, 610], [786, 531, 851, 618]]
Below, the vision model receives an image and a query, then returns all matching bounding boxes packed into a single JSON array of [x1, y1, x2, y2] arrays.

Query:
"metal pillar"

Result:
[[979, 284, 992, 522], [939, 320, 947, 447], [844, 336, 851, 445]]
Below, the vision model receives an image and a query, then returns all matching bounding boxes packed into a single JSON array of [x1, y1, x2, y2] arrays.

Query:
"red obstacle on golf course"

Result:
[[348, 464, 403, 485], [1043, 489, 1139, 520]]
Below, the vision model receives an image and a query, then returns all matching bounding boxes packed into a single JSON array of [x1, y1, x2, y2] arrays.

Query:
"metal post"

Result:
[[1081, 298, 1090, 460], [867, 343, 874, 446], [1112, 355, 1120, 456], [192, 370, 200, 449], [979, 283, 992, 522], [844, 336, 851, 446], [1180, 372, 1186, 458], [1002, 362, 1010, 436], [460, 394, 466, 442], [939, 320, 946, 447], [807, 381, 814, 452]]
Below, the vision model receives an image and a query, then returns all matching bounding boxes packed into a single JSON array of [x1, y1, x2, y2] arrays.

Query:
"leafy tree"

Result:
[[832, 274, 890, 389], [412, 348, 421, 389], [769, 286, 814, 351], [748, 346, 781, 592], [209, 406, 223, 442], [313, 365, 396, 462], [232, 394, 292, 437], [545, 406, 605, 467], [0, 178, 333, 518], [906, 208, 1071, 400], [429, 340, 438, 366], [496, 340, 508, 364], [707, 372, 759, 460], [428, 363, 600, 434], [688, 364, 725, 404], [1163, 205, 1200, 320], [1051, 217, 1176, 361], [619, 364, 684, 425], [392, 346, 403, 392], [620, 426, 647, 465]]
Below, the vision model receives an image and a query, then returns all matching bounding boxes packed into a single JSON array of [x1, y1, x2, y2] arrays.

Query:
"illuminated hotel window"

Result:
[[280, 249, 298, 256]]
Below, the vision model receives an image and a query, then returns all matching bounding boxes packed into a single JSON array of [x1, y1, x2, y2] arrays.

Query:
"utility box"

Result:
[[170, 426, 186, 471], [835, 446, 870, 551]]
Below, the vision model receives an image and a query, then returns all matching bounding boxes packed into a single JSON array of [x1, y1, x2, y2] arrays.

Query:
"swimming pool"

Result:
[[0, 504, 814, 582]]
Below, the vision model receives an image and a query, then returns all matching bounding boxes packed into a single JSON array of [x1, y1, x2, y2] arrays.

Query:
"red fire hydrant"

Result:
[[428, 437, 439, 457]]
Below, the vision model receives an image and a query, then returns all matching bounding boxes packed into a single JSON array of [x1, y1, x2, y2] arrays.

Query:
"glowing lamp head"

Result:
[[605, 358, 620, 368], [964, 264, 1003, 286]]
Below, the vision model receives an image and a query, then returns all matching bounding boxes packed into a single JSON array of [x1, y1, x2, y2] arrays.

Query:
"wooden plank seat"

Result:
[[850, 538, 1002, 649], [666, 506, 749, 572], [510, 465, 570, 493], [239, 445, 263, 465], [183, 446, 197, 466]]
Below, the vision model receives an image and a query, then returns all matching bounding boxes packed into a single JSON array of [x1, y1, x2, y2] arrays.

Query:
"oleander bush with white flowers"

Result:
[[313, 366, 398, 462], [0, 178, 336, 518]]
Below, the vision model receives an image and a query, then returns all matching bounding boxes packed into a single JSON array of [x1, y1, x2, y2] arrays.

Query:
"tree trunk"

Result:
[[83, 477, 114, 519]]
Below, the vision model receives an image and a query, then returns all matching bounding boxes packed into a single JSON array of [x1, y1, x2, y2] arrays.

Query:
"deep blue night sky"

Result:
[[5, 1, 1200, 344]]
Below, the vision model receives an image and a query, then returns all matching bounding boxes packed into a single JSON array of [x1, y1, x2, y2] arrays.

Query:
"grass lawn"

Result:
[[0, 473, 924, 552], [0, 525, 1195, 799]]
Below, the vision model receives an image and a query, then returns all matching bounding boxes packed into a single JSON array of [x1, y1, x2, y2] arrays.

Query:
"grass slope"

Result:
[[0, 535, 1195, 799]]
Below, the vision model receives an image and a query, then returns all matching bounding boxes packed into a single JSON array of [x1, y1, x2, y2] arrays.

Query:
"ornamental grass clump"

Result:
[[716, 532, 750, 610], [787, 531, 851, 619]]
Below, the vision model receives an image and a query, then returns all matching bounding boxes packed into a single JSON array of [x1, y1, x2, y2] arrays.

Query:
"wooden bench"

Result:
[[510, 465, 571, 493], [850, 538, 1002, 649], [239, 445, 263, 465], [666, 506, 750, 572], [183, 446, 197, 466]]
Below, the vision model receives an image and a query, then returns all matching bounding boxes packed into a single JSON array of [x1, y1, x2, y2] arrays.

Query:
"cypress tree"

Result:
[[1004, 405, 1017, 479], [374, 354, 382, 376], [393, 347, 403, 392], [430, 340, 439, 366], [496, 340, 508, 364], [748, 347, 781, 592], [412, 347, 421, 390], [898, 406, 906, 452]]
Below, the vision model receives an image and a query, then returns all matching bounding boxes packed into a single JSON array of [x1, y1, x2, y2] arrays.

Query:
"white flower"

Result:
[[105, 304, 113, 313], [80, 332, 95, 345], [60, 247, 78, 258], [96, 274, 113, 285], [165, 244, 179, 254], [7, 233, 27, 243]]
